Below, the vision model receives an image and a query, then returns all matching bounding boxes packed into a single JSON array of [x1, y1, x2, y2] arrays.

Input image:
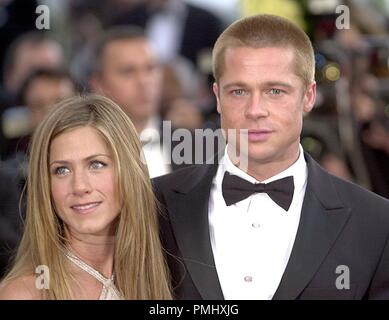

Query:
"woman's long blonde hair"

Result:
[[1, 94, 172, 299]]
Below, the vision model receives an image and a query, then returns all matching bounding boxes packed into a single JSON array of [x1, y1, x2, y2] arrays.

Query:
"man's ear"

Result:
[[213, 82, 221, 114], [303, 81, 316, 113], [89, 73, 104, 93]]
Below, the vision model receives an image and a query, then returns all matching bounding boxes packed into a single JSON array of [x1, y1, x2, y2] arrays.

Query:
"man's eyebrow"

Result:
[[264, 81, 293, 89], [49, 154, 112, 166], [221, 81, 294, 90], [221, 82, 248, 90]]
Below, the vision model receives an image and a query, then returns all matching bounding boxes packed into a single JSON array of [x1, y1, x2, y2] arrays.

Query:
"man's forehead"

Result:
[[224, 45, 295, 57], [102, 38, 156, 63], [104, 38, 149, 53]]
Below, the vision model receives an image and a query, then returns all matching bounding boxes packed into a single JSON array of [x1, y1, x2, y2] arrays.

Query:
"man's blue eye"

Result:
[[232, 89, 246, 96], [270, 88, 282, 95]]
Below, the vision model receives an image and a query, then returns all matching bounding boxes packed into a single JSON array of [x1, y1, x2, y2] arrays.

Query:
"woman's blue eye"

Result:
[[90, 161, 106, 170], [55, 167, 70, 175]]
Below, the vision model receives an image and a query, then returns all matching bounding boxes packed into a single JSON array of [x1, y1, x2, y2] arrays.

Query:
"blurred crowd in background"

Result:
[[0, 0, 388, 276]]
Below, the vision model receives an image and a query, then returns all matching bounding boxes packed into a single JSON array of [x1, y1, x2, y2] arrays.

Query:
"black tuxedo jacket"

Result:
[[113, 3, 222, 67], [153, 153, 389, 300]]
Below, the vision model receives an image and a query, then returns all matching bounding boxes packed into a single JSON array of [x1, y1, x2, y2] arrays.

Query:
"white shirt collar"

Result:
[[219, 144, 307, 195], [209, 144, 308, 299], [139, 116, 161, 145]]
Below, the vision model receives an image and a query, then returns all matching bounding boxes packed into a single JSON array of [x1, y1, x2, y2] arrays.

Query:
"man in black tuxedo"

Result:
[[153, 14, 389, 300]]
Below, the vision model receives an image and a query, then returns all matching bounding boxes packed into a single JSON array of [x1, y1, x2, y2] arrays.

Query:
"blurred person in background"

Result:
[[89, 26, 170, 178], [2, 31, 65, 102], [300, 2, 389, 198], [111, 0, 223, 69], [326, 13, 389, 198], [1, 31, 65, 159], [88, 26, 162, 134], [109, 0, 224, 132], [351, 74, 389, 198], [2, 68, 77, 185], [89, 26, 204, 177], [21, 69, 77, 132]]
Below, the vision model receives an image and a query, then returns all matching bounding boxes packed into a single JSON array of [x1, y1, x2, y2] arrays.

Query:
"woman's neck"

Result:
[[67, 232, 115, 279]]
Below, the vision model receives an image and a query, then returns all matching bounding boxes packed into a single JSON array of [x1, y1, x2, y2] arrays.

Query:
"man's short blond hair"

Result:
[[212, 14, 315, 88]]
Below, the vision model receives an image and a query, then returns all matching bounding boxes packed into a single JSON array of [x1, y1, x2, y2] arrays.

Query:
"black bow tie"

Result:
[[222, 172, 294, 211]]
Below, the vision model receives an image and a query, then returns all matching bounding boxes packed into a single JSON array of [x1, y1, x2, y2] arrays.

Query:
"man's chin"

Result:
[[246, 146, 278, 164]]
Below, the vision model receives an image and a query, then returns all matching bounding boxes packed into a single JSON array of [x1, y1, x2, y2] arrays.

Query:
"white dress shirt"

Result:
[[146, 0, 187, 63], [208, 145, 308, 300], [140, 117, 171, 178]]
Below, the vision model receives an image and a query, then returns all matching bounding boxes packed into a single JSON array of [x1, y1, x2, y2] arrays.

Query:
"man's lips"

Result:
[[71, 202, 101, 214], [246, 129, 274, 142]]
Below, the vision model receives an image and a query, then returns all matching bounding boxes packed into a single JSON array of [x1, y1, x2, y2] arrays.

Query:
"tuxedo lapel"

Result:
[[165, 164, 224, 299], [273, 153, 352, 300]]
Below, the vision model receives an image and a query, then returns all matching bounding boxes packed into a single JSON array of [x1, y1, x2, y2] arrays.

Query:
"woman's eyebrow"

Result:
[[49, 154, 112, 166]]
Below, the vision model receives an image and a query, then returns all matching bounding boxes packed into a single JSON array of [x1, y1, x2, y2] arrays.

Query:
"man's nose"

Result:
[[137, 69, 155, 87], [245, 92, 269, 119]]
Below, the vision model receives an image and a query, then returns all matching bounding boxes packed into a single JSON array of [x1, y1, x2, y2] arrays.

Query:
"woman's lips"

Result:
[[71, 202, 101, 215]]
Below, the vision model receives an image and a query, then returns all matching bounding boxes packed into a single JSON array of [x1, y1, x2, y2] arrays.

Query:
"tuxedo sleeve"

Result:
[[367, 233, 389, 299], [152, 177, 181, 295]]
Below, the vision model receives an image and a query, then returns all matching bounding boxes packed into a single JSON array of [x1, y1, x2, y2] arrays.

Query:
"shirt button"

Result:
[[252, 223, 260, 228], [244, 276, 253, 282]]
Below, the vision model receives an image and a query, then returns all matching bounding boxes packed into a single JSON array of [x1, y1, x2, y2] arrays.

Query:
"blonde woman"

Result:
[[0, 94, 172, 299]]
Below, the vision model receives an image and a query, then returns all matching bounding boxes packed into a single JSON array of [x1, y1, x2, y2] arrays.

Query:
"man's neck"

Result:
[[228, 144, 301, 182], [134, 116, 159, 135], [134, 119, 149, 134]]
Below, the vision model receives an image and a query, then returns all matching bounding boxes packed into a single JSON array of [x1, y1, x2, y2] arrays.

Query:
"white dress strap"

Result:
[[65, 250, 122, 300]]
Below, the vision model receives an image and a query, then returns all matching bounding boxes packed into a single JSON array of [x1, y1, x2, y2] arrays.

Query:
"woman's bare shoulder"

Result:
[[0, 275, 42, 300]]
